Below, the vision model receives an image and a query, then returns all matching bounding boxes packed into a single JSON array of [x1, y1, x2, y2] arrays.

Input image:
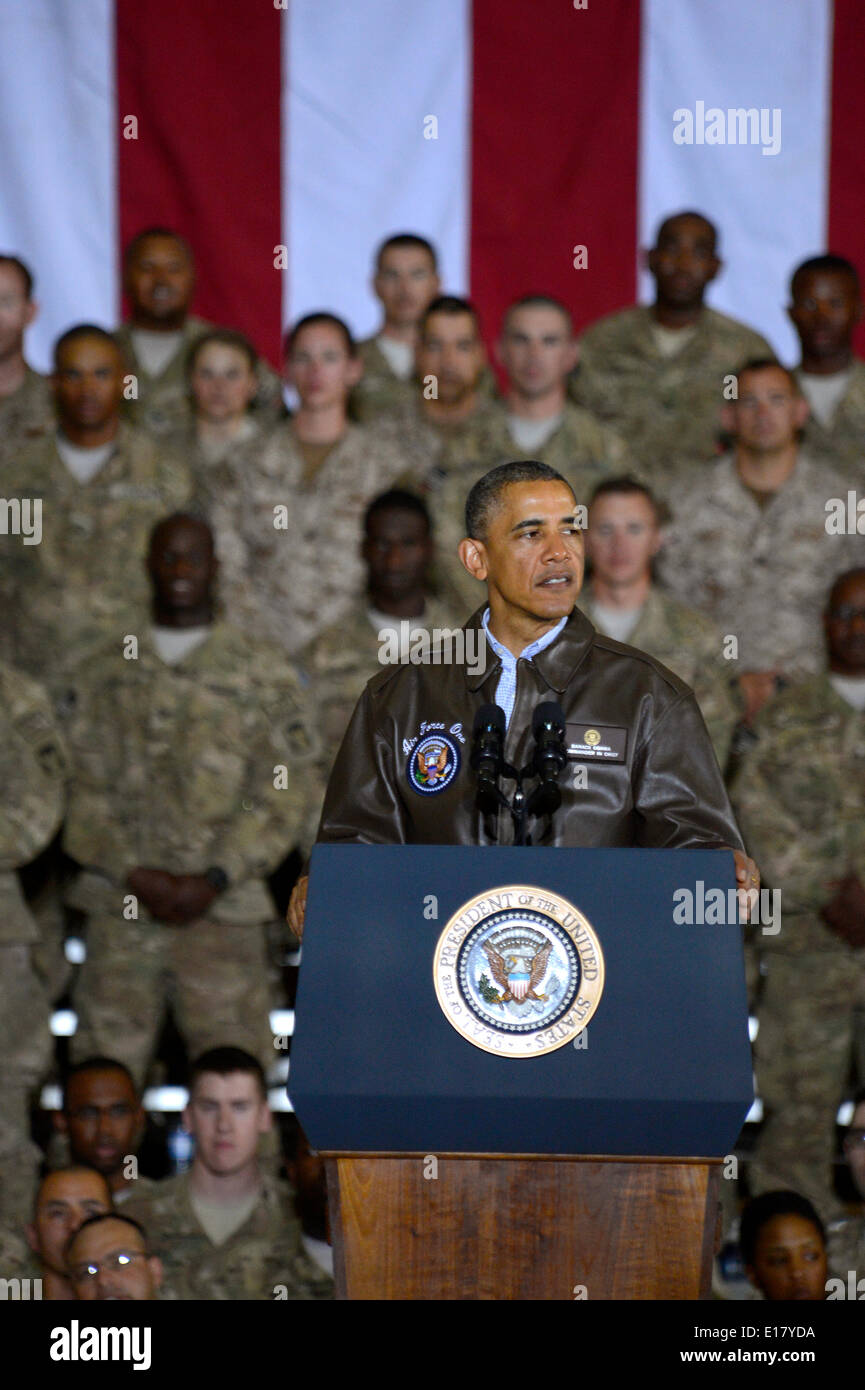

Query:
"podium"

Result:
[[290, 845, 753, 1300]]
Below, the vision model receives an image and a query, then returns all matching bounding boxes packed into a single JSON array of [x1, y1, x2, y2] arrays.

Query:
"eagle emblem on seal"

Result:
[[483, 939, 552, 1004]]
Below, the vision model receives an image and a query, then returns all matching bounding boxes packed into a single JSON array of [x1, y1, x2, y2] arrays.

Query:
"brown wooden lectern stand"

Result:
[[324, 1153, 720, 1300], [292, 846, 752, 1303]]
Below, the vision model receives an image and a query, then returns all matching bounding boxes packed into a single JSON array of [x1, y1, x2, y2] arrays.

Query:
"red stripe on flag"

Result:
[[470, 0, 641, 353], [115, 0, 283, 366], [828, 0, 865, 359]]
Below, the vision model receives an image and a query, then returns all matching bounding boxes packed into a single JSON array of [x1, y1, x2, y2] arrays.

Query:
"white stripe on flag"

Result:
[[282, 0, 471, 338], [639, 0, 832, 363], [0, 0, 117, 371]]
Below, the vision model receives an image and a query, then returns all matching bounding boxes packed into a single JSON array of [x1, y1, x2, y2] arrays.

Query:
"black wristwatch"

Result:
[[204, 866, 230, 893]]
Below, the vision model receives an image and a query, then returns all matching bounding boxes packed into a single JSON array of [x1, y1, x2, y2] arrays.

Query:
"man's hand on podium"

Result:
[[287, 873, 309, 942], [733, 848, 761, 922]]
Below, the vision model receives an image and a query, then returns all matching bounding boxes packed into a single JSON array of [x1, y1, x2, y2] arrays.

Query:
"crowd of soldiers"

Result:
[[0, 209, 863, 1300]]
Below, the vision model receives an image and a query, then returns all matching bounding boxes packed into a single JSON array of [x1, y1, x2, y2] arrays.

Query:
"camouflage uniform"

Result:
[[729, 674, 865, 1221], [302, 593, 463, 786], [350, 335, 497, 425], [827, 1211, 865, 1282], [0, 425, 192, 697], [349, 336, 417, 424], [0, 366, 53, 460], [657, 451, 861, 679], [122, 1170, 333, 1299], [114, 317, 284, 438], [61, 622, 323, 1084], [797, 359, 865, 481], [570, 305, 774, 492], [431, 400, 630, 615], [0, 1224, 42, 1289], [374, 397, 499, 495], [580, 586, 737, 768], [0, 662, 67, 1223], [207, 421, 416, 655]]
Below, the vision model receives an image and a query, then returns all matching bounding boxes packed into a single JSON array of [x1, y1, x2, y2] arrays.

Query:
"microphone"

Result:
[[529, 701, 567, 816], [471, 703, 506, 816]]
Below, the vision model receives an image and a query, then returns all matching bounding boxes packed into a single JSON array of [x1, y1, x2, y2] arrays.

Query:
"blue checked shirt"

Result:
[[481, 608, 568, 728]]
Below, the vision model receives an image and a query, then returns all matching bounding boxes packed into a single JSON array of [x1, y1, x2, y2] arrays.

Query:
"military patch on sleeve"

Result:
[[406, 731, 461, 794], [565, 723, 627, 762]]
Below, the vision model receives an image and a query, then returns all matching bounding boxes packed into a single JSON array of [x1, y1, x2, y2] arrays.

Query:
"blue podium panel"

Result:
[[290, 845, 753, 1157]]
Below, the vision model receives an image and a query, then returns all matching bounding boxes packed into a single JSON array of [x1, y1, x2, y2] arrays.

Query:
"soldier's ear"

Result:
[[459, 537, 488, 582], [149, 1255, 163, 1290], [793, 393, 810, 428], [54, 1109, 68, 1134], [345, 355, 363, 388]]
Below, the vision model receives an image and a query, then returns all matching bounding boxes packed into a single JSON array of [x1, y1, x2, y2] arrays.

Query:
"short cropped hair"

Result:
[[420, 294, 481, 338], [63, 1056, 138, 1111], [791, 253, 860, 297], [284, 312, 356, 358], [733, 356, 795, 394], [53, 324, 120, 370], [654, 210, 718, 252], [375, 233, 438, 272], [465, 461, 575, 541], [187, 328, 258, 376], [0, 254, 34, 299], [188, 1046, 267, 1100], [124, 226, 193, 266], [502, 294, 574, 335], [739, 1190, 825, 1267], [589, 476, 661, 524], [364, 488, 431, 535], [65, 1211, 149, 1262]]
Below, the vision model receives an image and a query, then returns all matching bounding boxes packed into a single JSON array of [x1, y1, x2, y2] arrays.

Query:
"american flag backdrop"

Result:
[[1, 0, 864, 372]]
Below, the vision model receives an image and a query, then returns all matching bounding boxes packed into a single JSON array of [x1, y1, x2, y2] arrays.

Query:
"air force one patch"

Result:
[[433, 885, 605, 1057], [407, 731, 461, 794]]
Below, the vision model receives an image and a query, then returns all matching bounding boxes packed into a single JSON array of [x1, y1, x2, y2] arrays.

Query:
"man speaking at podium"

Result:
[[289, 461, 757, 934]]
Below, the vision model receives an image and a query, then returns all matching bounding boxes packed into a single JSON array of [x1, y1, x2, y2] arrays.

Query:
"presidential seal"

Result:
[[433, 885, 605, 1057], [407, 731, 461, 794]]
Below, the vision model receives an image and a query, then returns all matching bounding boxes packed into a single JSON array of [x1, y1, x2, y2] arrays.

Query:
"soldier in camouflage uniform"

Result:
[[0, 255, 53, 459], [302, 489, 463, 786], [349, 232, 440, 423], [659, 361, 861, 726], [62, 514, 322, 1084], [729, 568, 865, 1223], [376, 295, 498, 493], [350, 233, 497, 423], [431, 296, 630, 614], [208, 313, 416, 656], [0, 325, 192, 697], [163, 328, 277, 509], [570, 212, 774, 492], [123, 1048, 333, 1300], [114, 228, 283, 437], [582, 479, 737, 768], [789, 254, 865, 480], [0, 661, 67, 1224]]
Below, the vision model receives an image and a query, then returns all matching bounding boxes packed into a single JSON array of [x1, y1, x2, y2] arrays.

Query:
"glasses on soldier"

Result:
[[69, 1249, 147, 1282]]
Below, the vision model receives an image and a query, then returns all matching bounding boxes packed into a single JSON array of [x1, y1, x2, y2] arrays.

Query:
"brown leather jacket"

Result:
[[317, 605, 743, 850]]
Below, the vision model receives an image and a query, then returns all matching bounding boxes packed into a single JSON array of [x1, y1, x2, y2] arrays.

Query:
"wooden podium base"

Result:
[[324, 1153, 721, 1301]]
